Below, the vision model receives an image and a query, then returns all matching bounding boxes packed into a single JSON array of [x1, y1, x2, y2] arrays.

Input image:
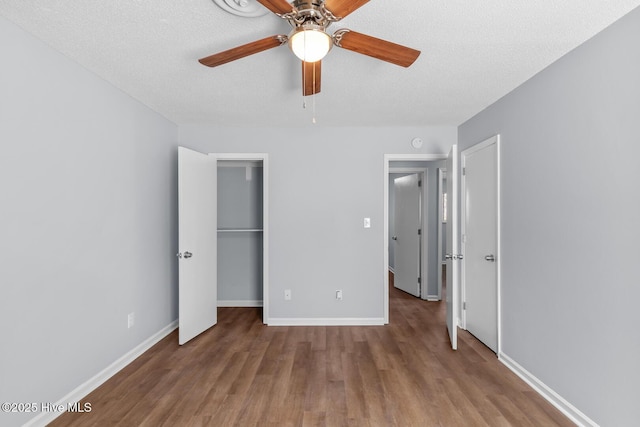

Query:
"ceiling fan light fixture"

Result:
[[289, 23, 332, 62]]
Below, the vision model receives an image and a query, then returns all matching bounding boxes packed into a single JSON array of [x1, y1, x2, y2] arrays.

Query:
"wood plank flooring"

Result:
[[51, 280, 573, 426]]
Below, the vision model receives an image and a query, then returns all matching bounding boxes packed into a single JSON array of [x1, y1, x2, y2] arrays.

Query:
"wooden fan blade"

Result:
[[336, 30, 420, 67], [256, 0, 294, 15], [302, 61, 321, 96], [324, 0, 370, 19], [198, 35, 286, 67]]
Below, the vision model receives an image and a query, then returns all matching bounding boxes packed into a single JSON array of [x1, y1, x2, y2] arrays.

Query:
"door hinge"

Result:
[[462, 167, 466, 176], [418, 180, 422, 187], [418, 277, 421, 284], [418, 229, 422, 235], [463, 301, 466, 310]]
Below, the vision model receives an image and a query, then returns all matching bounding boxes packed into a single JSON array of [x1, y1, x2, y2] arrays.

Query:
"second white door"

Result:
[[462, 138, 499, 353], [393, 173, 422, 297]]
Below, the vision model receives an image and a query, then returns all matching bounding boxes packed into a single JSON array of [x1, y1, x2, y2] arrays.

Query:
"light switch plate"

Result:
[[364, 218, 371, 228]]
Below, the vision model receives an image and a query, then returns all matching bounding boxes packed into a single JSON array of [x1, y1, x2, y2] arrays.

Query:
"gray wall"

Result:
[[0, 16, 178, 426], [179, 126, 456, 320], [458, 6, 640, 426]]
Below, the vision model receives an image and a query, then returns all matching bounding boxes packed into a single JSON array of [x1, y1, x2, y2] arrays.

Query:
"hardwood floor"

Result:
[[51, 282, 573, 426]]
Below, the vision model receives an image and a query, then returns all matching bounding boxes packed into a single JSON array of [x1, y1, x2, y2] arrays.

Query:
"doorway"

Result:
[[217, 160, 264, 308], [383, 154, 446, 323], [178, 148, 269, 345]]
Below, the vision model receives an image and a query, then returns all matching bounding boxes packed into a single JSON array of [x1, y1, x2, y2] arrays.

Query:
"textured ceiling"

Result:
[[2, 0, 639, 127]]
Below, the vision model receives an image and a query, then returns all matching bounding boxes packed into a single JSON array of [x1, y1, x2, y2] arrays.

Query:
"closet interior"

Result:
[[217, 160, 264, 307]]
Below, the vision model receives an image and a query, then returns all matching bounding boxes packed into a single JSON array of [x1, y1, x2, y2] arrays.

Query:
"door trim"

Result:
[[436, 167, 446, 302], [214, 153, 270, 324], [460, 135, 501, 354], [384, 154, 446, 323]]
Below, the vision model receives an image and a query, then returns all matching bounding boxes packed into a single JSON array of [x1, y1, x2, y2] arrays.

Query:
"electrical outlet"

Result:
[[336, 290, 343, 300], [284, 289, 292, 301], [127, 312, 135, 329]]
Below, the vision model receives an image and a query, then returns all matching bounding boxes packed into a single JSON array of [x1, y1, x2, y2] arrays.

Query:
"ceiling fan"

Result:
[[199, 0, 421, 96]]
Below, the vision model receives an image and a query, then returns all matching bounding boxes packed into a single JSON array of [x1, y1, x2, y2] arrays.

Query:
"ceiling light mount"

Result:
[[212, 0, 269, 18]]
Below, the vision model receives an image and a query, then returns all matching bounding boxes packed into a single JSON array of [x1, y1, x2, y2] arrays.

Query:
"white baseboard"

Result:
[[267, 318, 385, 326], [425, 294, 440, 301], [499, 352, 597, 427], [24, 320, 178, 427], [218, 300, 263, 307]]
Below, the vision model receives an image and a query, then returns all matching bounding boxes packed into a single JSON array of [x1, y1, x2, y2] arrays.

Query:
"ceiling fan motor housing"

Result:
[[289, 0, 339, 28], [293, 0, 323, 15]]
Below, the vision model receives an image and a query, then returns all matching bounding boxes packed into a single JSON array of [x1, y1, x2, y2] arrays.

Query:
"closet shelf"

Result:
[[217, 228, 263, 233]]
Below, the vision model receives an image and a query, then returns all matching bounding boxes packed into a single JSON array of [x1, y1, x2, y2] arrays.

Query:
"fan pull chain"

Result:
[[301, 62, 317, 124], [312, 93, 316, 124], [302, 59, 307, 110], [301, 97, 317, 124]]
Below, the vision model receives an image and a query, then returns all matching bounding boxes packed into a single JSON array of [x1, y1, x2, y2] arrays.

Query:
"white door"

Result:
[[446, 145, 459, 350], [393, 174, 421, 297], [178, 147, 218, 345], [463, 140, 498, 352]]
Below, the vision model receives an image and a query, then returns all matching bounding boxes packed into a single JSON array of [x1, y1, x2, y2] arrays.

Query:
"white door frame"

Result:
[[445, 145, 459, 349], [436, 167, 446, 301], [214, 153, 270, 324], [390, 168, 427, 298], [460, 135, 501, 354], [384, 154, 446, 323]]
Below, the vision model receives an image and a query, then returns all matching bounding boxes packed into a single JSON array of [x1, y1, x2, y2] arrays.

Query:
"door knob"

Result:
[[445, 254, 453, 260], [484, 254, 495, 262], [392, 236, 397, 241], [183, 251, 193, 259]]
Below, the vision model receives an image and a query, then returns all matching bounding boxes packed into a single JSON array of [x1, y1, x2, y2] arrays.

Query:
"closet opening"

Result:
[[178, 149, 269, 345], [217, 160, 264, 309]]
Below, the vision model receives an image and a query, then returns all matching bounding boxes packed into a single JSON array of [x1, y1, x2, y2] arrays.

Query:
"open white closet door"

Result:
[[446, 145, 459, 350], [178, 147, 218, 345]]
